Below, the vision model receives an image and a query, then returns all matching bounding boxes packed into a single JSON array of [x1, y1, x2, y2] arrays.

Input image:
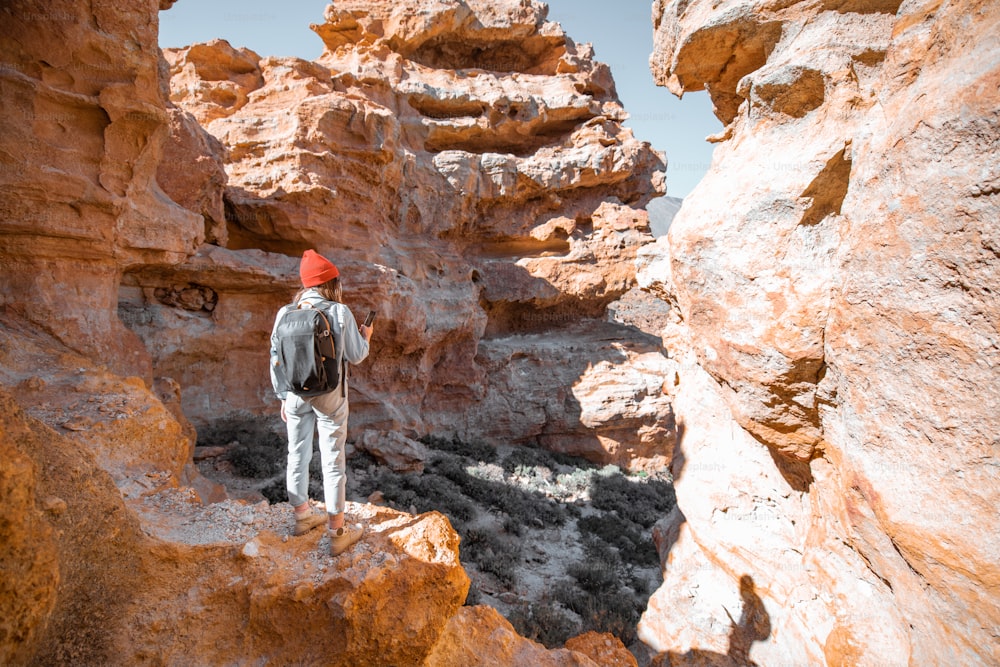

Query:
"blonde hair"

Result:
[[296, 277, 342, 304]]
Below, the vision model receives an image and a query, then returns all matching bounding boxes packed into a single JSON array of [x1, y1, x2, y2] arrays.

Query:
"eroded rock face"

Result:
[[0, 0, 203, 380], [472, 320, 675, 469], [0, 370, 470, 665], [0, 415, 58, 667], [639, 0, 1000, 664], [152, 0, 671, 464], [425, 605, 601, 667]]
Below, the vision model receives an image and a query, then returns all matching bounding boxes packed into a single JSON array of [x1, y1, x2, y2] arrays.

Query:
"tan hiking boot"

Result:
[[330, 523, 364, 556], [293, 511, 327, 536]]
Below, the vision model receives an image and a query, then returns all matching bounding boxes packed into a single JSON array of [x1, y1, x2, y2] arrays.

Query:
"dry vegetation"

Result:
[[196, 422, 675, 653]]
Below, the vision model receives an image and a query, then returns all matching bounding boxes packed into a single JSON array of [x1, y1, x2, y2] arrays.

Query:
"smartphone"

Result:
[[363, 310, 376, 327]]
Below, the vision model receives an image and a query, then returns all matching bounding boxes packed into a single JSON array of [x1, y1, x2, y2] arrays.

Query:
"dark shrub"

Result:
[[430, 456, 567, 527], [420, 435, 497, 463], [261, 477, 286, 504], [197, 417, 283, 449], [590, 471, 675, 528], [227, 443, 283, 479], [372, 468, 477, 528], [554, 580, 641, 646], [507, 598, 581, 648], [502, 446, 597, 474], [463, 528, 520, 589], [577, 513, 659, 568], [568, 539, 624, 593]]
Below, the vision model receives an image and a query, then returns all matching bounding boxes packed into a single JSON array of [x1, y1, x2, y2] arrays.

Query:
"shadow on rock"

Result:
[[652, 574, 771, 667]]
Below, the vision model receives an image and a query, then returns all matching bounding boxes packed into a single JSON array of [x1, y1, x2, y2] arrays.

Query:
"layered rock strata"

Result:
[[154, 0, 672, 465], [638, 0, 1000, 663], [0, 0, 202, 381]]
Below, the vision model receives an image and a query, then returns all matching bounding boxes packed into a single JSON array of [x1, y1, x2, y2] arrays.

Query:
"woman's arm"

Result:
[[269, 306, 289, 400], [339, 304, 371, 365]]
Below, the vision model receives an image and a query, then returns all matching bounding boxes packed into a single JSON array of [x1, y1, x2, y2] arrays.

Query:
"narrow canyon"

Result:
[[1, 0, 997, 665]]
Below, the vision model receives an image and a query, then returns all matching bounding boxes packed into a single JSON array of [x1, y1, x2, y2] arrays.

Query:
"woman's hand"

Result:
[[280, 400, 287, 423], [360, 323, 373, 342]]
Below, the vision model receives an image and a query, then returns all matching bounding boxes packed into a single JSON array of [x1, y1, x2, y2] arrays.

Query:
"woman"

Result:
[[269, 249, 372, 556]]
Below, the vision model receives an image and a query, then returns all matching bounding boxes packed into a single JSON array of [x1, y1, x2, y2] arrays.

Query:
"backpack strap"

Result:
[[299, 300, 332, 333]]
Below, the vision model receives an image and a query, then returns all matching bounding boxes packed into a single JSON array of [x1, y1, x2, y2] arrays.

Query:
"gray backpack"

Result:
[[272, 300, 343, 397]]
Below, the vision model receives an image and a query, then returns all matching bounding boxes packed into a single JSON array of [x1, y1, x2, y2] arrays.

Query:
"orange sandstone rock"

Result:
[[0, 0, 203, 380], [638, 0, 1000, 664], [425, 605, 600, 667], [0, 371, 470, 665], [564, 631, 638, 667]]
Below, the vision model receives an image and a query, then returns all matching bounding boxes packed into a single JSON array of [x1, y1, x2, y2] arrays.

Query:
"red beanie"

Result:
[[299, 249, 340, 287]]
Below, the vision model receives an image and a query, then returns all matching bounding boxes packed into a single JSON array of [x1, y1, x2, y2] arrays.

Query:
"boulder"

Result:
[[425, 605, 600, 667], [356, 429, 429, 473], [564, 631, 638, 667]]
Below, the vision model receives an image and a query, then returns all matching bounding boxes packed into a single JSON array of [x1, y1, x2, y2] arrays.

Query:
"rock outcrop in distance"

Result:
[[152, 0, 674, 469], [0, 0, 670, 663], [638, 0, 1000, 664]]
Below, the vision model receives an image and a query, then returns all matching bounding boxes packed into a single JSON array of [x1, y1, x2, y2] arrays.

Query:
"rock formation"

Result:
[[0, 302, 471, 665], [0, 0, 672, 662], [0, 0, 202, 382], [638, 0, 1000, 663], [152, 0, 673, 466]]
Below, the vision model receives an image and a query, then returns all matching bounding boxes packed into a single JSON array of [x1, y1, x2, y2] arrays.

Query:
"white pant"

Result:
[[284, 390, 349, 514]]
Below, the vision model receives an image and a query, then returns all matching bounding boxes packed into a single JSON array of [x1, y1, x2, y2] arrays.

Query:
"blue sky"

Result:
[[158, 0, 718, 199]]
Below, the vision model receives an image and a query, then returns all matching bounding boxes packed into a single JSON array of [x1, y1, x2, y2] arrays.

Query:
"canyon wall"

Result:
[[0, 0, 201, 381], [0, 0, 669, 663], [638, 0, 1000, 664], [147, 0, 674, 467]]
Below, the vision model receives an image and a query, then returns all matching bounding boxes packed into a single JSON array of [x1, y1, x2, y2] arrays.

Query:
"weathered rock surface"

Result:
[[0, 315, 197, 501], [564, 631, 639, 667], [425, 605, 600, 666], [1, 0, 673, 662], [639, 0, 1000, 664], [152, 0, 671, 466], [0, 0, 203, 381], [472, 320, 675, 469], [128, 499, 469, 667], [356, 428, 429, 473], [0, 368, 470, 665], [117, 244, 300, 422], [156, 53, 230, 247]]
